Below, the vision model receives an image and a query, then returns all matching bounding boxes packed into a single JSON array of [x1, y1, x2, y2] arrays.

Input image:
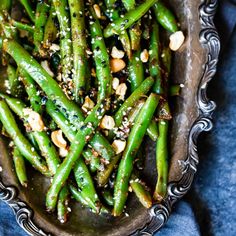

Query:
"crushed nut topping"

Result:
[[23, 108, 45, 132], [169, 31, 185, 51]]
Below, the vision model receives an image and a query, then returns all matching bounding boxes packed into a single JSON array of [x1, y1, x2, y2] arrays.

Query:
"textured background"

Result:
[[1, 1, 236, 235]]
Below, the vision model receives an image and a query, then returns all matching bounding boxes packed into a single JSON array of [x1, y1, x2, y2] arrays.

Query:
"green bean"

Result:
[[113, 93, 160, 216], [33, 2, 50, 55], [127, 99, 145, 124], [19, 68, 42, 114], [82, 148, 100, 173], [89, 5, 112, 102], [3, 40, 84, 124], [68, 0, 88, 104], [45, 100, 76, 142], [74, 158, 101, 212], [89, 133, 115, 162], [146, 120, 158, 141], [115, 77, 154, 127], [104, 0, 132, 58], [52, 0, 72, 81], [69, 184, 99, 213], [0, 100, 49, 175], [12, 146, 28, 187], [46, 101, 106, 211], [0, 0, 12, 12], [170, 84, 181, 96], [57, 185, 70, 224], [130, 178, 152, 208], [122, 0, 141, 51], [97, 154, 121, 187], [153, 46, 172, 201], [152, 1, 178, 33], [146, 21, 161, 140], [7, 65, 22, 97], [102, 189, 114, 206], [104, 0, 157, 38], [128, 49, 144, 92], [18, 0, 35, 23], [153, 120, 168, 202], [149, 21, 162, 95], [1, 94, 60, 175], [4, 40, 113, 162], [4, 42, 112, 161], [11, 20, 34, 33], [43, 5, 58, 47], [45, 100, 115, 161]]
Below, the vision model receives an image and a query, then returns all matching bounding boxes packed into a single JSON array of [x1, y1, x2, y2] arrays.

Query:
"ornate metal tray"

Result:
[[0, 0, 220, 235]]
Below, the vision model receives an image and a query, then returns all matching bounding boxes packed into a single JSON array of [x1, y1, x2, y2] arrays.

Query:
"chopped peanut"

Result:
[[169, 31, 185, 51], [93, 4, 102, 19], [111, 46, 125, 59], [59, 147, 68, 157], [23, 108, 45, 132], [140, 49, 149, 63], [51, 130, 67, 149], [112, 77, 119, 90], [116, 83, 127, 98], [49, 44, 60, 52], [82, 96, 95, 112], [112, 140, 126, 154], [110, 58, 126, 73], [100, 115, 115, 130]]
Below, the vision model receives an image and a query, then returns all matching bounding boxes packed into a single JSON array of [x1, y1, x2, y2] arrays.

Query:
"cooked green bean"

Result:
[[97, 154, 121, 187], [122, 0, 141, 51], [43, 5, 58, 47], [46, 101, 106, 211], [45, 100, 115, 161], [153, 120, 168, 202], [128, 49, 144, 92], [104, 0, 157, 38], [89, 5, 112, 102], [1, 94, 60, 175], [149, 21, 162, 94], [115, 77, 154, 127], [130, 177, 152, 208], [146, 120, 158, 141], [82, 148, 100, 173], [104, 0, 132, 58], [19, 68, 42, 113], [68, 0, 88, 103], [11, 20, 34, 33], [113, 93, 159, 216], [12, 146, 28, 187], [154, 46, 172, 202], [74, 158, 101, 212], [152, 1, 178, 33], [0, 0, 12, 12], [0, 99, 49, 175], [69, 184, 99, 213], [18, 0, 35, 22], [3, 40, 84, 123], [4, 40, 114, 160], [7, 65, 22, 97], [57, 185, 70, 224], [33, 2, 50, 55], [52, 0, 72, 81], [170, 84, 181, 96], [102, 189, 114, 206]]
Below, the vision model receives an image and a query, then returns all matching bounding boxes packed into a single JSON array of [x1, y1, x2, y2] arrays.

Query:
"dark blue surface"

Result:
[[1, 1, 236, 235]]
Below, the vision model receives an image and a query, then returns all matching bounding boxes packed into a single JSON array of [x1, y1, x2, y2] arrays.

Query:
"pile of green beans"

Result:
[[0, 0, 184, 221]]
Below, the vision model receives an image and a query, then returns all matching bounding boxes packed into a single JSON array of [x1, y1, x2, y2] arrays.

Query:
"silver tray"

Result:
[[0, 0, 220, 235]]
